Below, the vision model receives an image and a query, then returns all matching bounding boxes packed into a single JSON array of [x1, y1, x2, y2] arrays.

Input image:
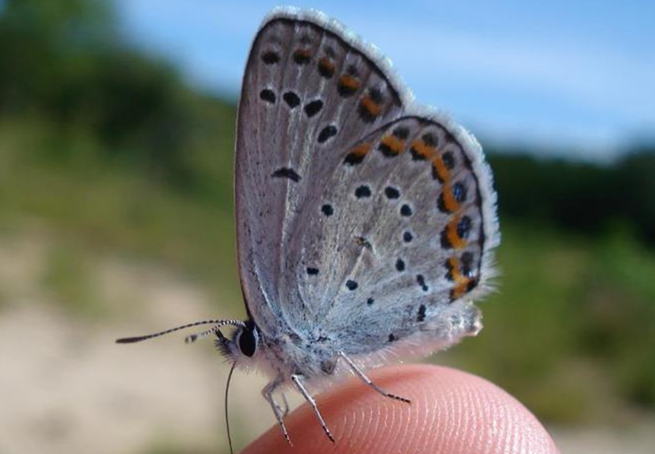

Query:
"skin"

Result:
[[242, 365, 559, 454]]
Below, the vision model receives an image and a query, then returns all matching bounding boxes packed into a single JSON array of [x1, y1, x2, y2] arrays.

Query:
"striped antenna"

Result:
[[116, 319, 245, 344], [185, 324, 228, 344]]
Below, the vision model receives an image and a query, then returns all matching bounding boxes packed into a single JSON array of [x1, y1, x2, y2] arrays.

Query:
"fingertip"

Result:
[[241, 365, 559, 454]]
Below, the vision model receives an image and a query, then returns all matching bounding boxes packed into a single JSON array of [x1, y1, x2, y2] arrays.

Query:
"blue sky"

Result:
[[114, 0, 655, 160]]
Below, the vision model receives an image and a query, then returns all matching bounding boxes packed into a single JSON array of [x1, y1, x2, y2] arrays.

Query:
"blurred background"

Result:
[[1, 0, 654, 453]]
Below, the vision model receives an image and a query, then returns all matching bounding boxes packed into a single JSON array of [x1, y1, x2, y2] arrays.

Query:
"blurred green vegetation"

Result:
[[444, 222, 655, 423], [1, 0, 654, 426]]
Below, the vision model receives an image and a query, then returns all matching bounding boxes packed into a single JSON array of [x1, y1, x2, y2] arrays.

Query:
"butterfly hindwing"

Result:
[[286, 115, 497, 356]]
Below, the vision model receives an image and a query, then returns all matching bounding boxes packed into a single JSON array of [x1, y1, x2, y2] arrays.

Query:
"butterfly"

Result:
[[117, 7, 499, 451]]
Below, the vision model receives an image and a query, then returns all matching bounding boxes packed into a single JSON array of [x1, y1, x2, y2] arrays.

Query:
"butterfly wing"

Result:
[[236, 9, 499, 362], [291, 114, 499, 362], [235, 9, 408, 335]]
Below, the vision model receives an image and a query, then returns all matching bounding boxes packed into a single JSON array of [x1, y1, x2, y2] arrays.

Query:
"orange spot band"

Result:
[[319, 57, 334, 70], [452, 282, 468, 299], [360, 96, 383, 117], [446, 215, 468, 250], [447, 257, 471, 299], [442, 183, 461, 213], [380, 135, 405, 154], [350, 142, 371, 158], [432, 154, 451, 182], [447, 257, 468, 284], [411, 140, 437, 160], [339, 74, 361, 90]]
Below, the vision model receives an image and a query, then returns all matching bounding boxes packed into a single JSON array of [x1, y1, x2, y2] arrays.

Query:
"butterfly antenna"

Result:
[[225, 361, 237, 454], [185, 324, 227, 344], [116, 319, 245, 344]]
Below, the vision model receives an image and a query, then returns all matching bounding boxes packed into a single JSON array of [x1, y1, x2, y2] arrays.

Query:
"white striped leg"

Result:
[[291, 374, 335, 443], [279, 390, 290, 417], [339, 352, 411, 404], [262, 376, 292, 445]]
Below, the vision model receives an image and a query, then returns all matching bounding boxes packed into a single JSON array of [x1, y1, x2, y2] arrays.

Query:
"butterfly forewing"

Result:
[[236, 12, 406, 334]]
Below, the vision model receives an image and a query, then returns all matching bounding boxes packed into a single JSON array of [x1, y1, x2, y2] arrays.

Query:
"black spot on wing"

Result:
[[304, 99, 324, 117], [259, 89, 276, 104], [344, 152, 365, 165], [453, 182, 468, 203], [393, 127, 410, 139], [283, 91, 300, 108], [346, 280, 358, 291], [422, 133, 437, 146], [318, 125, 338, 143], [461, 252, 475, 278], [442, 151, 456, 169], [416, 274, 428, 292], [457, 216, 472, 240], [385, 186, 400, 199], [368, 86, 384, 103], [355, 185, 372, 198], [271, 167, 301, 182], [467, 279, 479, 292], [261, 51, 280, 64], [417, 304, 427, 322]]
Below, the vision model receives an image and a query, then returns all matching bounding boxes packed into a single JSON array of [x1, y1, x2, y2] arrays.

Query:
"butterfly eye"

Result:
[[237, 327, 258, 357]]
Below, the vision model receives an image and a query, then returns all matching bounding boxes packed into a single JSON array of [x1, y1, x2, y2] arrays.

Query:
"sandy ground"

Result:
[[0, 233, 280, 454], [1, 233, 653, 454]]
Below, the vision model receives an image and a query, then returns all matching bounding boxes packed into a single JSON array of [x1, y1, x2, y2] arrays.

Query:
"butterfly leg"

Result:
[[339, 352, 411, 404], [262, 376, 292, 445], [279, 390, 290, 417], [291, 373, 335, 442]]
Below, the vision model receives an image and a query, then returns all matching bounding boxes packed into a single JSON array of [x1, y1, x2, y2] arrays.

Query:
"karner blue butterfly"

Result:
[[117, 7, 500, 451]]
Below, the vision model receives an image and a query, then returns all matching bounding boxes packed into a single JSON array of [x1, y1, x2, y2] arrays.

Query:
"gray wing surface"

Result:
[[291, 116, 499, 355], [235, 11, 406, 335]]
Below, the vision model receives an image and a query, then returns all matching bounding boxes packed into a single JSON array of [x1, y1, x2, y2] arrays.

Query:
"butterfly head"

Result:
[[215, 319, 262, 365]]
